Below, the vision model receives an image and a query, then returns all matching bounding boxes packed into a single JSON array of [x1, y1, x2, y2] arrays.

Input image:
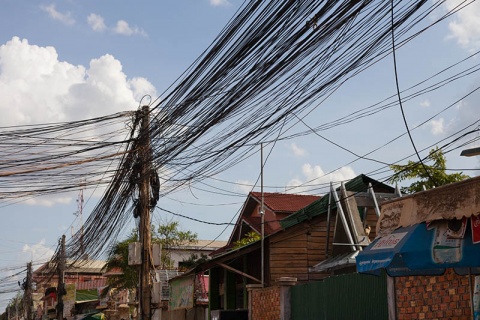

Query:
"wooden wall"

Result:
[[268, 215, 334, 284], [267, 203, 382, 283]]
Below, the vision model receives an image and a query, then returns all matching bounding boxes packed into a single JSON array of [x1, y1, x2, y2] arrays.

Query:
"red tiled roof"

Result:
[[250, 192, 320, 213]]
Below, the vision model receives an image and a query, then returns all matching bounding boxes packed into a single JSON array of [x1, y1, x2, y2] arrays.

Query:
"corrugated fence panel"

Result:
[[291, 272, 388, 320]]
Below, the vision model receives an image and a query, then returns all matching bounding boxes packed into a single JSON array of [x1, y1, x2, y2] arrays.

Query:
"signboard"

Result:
[[371, 232, 407, 250], [472, 215, 480, 244], [168, 275, 194, 310], [377, 176, 480, 237]]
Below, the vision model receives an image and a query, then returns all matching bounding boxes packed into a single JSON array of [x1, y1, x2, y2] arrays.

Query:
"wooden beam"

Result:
[[216, 262, 262, 283]]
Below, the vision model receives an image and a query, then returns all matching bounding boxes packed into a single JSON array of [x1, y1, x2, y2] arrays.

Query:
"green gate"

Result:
[[291, 272, 388, 320]]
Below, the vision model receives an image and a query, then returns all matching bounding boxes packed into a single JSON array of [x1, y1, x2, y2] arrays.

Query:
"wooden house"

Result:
[[183, 174, 399, 317]]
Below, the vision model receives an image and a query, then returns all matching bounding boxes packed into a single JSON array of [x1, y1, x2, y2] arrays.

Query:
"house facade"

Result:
[[180, 174, 399, 319], [33, 260, 107, 320]]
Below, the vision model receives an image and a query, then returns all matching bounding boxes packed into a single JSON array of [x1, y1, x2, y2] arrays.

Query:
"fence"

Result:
[[290, 272, 388, 320]]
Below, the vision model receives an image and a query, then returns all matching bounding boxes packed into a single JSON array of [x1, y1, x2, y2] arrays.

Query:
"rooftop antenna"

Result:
[[73, 180, 86, 255]]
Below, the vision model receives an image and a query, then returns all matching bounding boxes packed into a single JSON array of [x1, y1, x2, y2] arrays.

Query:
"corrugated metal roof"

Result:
[[281, 174, 394, 229], [309, 251, 359, 272], [66, 260, 106, 273]]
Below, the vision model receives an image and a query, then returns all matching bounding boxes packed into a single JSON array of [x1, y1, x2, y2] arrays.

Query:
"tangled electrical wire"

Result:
[[0, 0, 477, 263]]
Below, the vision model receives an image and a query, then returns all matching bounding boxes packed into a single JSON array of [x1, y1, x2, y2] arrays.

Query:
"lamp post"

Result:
[[460, 147, 480, 157]]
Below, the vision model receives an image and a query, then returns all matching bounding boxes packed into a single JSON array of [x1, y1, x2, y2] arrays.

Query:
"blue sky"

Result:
[[1, 0, 480, 310]]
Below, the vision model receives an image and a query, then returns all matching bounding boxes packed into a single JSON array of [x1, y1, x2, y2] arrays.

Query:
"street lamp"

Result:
[[460, 147, 480, 157]]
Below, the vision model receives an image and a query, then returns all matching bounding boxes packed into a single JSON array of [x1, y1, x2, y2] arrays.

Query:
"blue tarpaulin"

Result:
[[356, 221, 480, 276]]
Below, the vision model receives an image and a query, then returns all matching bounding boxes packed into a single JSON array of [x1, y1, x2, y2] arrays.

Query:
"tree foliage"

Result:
[[233, 231, 260, 249], [1, 292, 24, 320], [153, 220, 198, 269], [179, 253, 209, 271], [101, 230, 139, 296], [389, 147, 469, 194], [102, 220, 198, 293]]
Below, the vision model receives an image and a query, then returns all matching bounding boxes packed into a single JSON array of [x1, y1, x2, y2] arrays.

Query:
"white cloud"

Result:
[[443, 1, 480, 50], [419, 99, 431, 107], [22, 239, 55, 262], [286, 163, 356, 194], [40, 4, 75, 26], [290, 143, 307, 157], [234, 179, 253, 194], [210, 0, 231, 6], [0, 37, 157, 205], [429, 118, 445, 135], [25, 196, 72, 207], [0, 37, 157, 125], [114, 20, 147, 37], [87, 13, 106, 32]]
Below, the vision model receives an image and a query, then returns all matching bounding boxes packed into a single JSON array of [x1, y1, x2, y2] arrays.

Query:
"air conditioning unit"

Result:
[[128, 242, 141, 265], [152, 243, 162, 267]]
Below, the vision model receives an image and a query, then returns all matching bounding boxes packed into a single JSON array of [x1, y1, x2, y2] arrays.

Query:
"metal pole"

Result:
[[368, 183, 381, 218], [331, 184, 356, 252], [139, 106, 152, 320], [260, 143, 265, 287], [325, 186, 333, 258]]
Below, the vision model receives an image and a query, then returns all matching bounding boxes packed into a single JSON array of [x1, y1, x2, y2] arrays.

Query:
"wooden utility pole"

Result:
[[139, 106, 152, 320], [25, 262, 33, 320], [57, 235, 66, 320]]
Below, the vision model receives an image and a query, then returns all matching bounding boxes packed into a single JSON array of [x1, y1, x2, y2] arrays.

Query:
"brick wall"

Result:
[[251, 286, 281, 320], [395, 269, 472, 319]]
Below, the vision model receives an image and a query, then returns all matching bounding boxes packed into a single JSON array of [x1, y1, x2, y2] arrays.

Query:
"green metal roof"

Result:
[[280, 174, 394, 229]]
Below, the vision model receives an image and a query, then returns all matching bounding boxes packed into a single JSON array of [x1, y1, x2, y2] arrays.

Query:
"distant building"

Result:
[[169, 240, 228, 270], [33, 260, 107, 320]]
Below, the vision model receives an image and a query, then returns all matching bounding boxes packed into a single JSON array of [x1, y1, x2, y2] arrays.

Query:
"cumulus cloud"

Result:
[[25, 196, 72, 207], [0, 37, 156, 125], [87, 13, 106, 32], [234, 179, 254, 194], [419, 99, 431, 107], [40, 4, 75, 26], [290, 143, 307, 157], [429, 118, 446, 135], [286, 163, 356, 194], [443, 1, 480, 50], [0, 37, 157, 206], [114, 20, 147, 37], [210, 0, 231, 6], [22, 239, 55, 262]]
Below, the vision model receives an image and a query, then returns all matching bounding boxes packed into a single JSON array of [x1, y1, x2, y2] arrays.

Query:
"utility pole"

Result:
[[139, 105, 152, 320], [260, 143, 265, 287], [57, 235, 66, 320], [25, 262, 33, 320]]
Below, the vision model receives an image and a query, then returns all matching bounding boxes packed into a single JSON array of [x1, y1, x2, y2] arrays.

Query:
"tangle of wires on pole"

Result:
[[0, 1, 477, 264]]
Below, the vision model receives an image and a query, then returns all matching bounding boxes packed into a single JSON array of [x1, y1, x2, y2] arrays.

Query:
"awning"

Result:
[[310, 251, 359, 272], [75, 289, 99, 303], [356, 220, 480, 276]]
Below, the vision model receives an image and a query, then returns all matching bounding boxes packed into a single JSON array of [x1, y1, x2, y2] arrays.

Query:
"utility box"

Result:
[[128, 242, 141, 266], [152, 282, 162, 303], [152, 243, 162, 267], [152, 308, 161, 320]]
